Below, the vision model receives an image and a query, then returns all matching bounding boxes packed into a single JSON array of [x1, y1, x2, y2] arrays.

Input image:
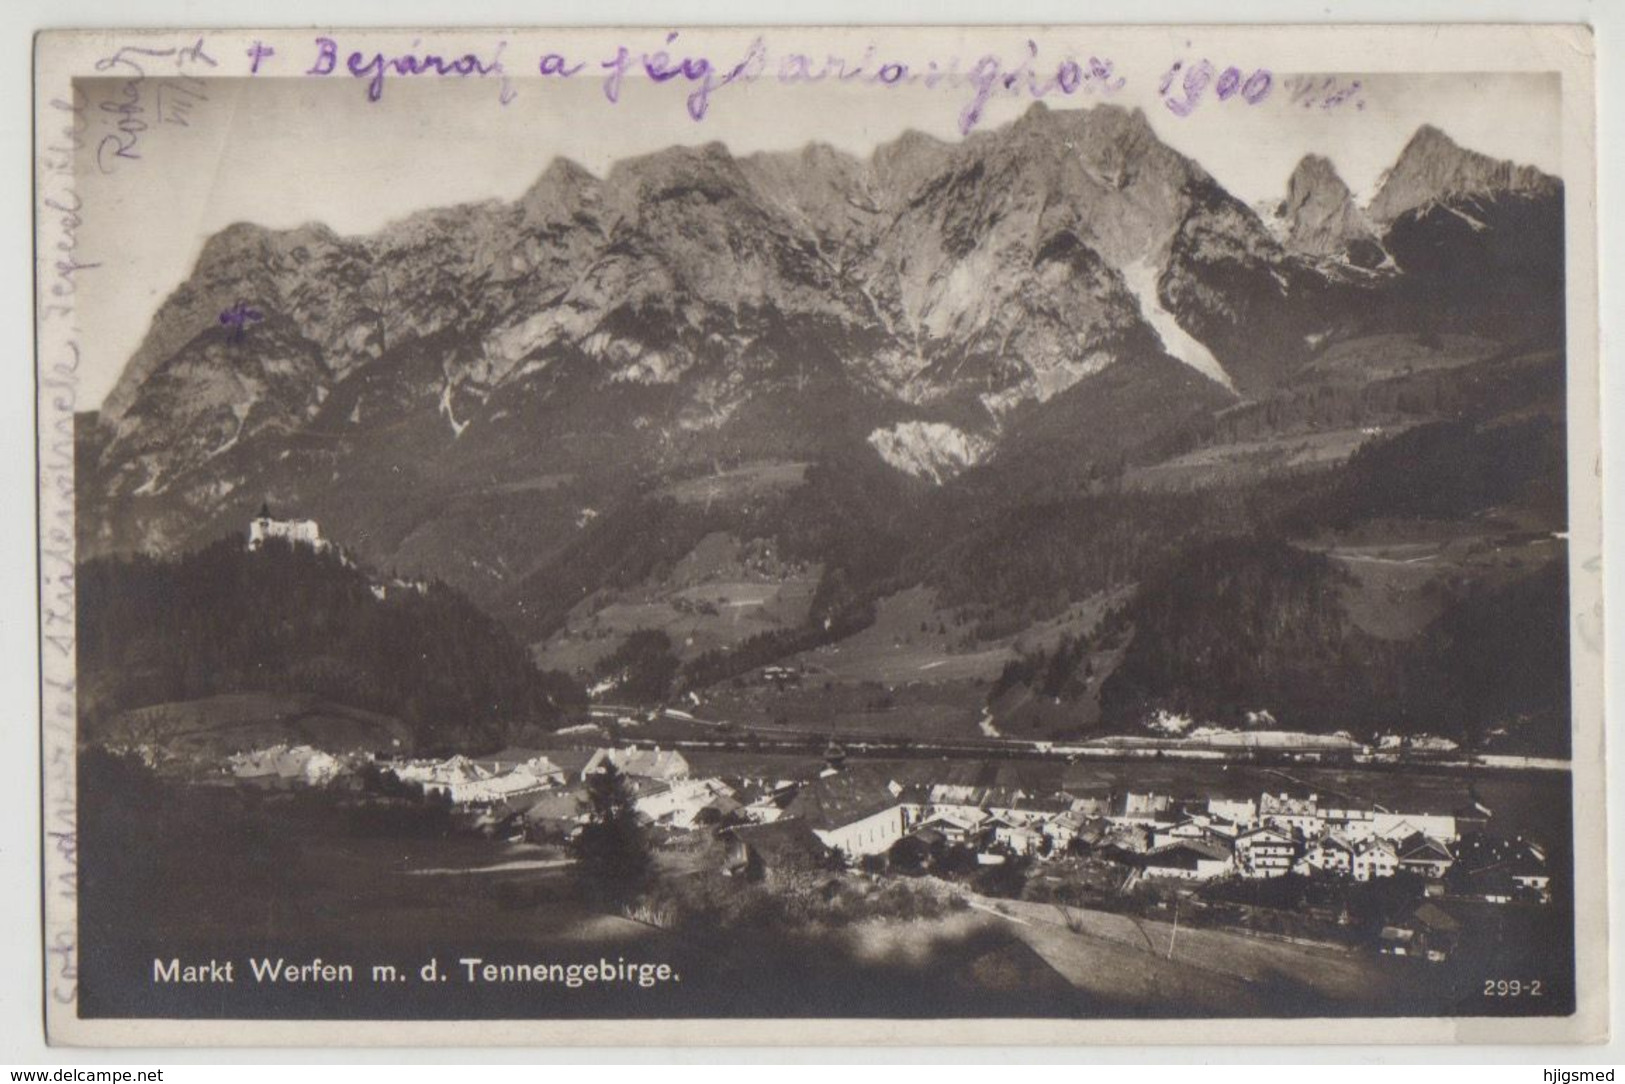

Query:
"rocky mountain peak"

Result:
[[1369, 124, 1560, 224], [1287, 154, 1349, 198], [192, 221, 273, 269], [609, 140, 740, 188], [1005, 102, 1161, 166], [1279, 154, 1373, 259], [515, 156, 603, 232], [868, 128, 953, 197]]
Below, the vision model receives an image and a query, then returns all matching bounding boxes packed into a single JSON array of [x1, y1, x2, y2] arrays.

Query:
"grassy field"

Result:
[[1123, 426, 1404, 493], [679, 586, 1129, 743], [1296, 333, 1503, 384], [532, 530, 821, 674], [102, 692, 412, 760], [1310, 520, 1566, 641], [659, 460, 811, 505], [791, 586, 1015, 685]]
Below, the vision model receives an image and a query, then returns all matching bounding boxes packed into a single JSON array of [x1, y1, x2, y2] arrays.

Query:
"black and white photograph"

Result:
[[33, 23, 1604, 1046]]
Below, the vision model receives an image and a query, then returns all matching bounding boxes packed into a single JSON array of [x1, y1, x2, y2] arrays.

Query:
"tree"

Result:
[[571, 764, 650, 897], [887, 835, 931, 876], [596, 629, 680, 704]]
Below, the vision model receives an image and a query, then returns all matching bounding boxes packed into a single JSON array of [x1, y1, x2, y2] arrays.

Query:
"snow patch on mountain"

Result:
[[867, 421, 992, 483], [1120, 257, 1234, 391], [438, 381, 470, 438]]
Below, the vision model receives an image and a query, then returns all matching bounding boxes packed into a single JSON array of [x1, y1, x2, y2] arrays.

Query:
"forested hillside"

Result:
[[78, 537, 585, 752], [1096, 538, 1403, 733], [1095, 540, 1569, 754]]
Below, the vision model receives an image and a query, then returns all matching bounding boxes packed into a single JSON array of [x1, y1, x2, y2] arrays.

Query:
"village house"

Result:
[[1112, 791, 1176, 826], [582, 746, 691, 783], [1259, 792, 1325, 836], [1151, 817, 1221, 850], [1317, 803, 1377, 840], [1448, 832, 1547, 901], [472, 751, 567, 786], [987, 815, 1047, 857], [1235, 824, 1298, 878], [741, 786, 796, 824], [1066, 793, 1114, 819], [925, 783, 1026, 824], [721, 819, 835, 883], [1195, 812, 1247, 841], [1373, 810, 1458, 843], [633, 777, 735, 830], [392, 754, 493, 802], [1007, 795, 1073, 827], [1506, 853, 1553, 903], [1352, 836, 1400, 882], [1298, 833, 1355, 877], [692, 792, 745, 828], [1380, 902, 1462, 962], [1456, 867, 1519, 905], [1293, 838, 1358, 877], [1140, 839, 1233, 881], [1205, 795, 1259, 829], [521, 786, 590, 840], [1040, 808, 1092, 851], [913, 808, 986, 847], [1397, 833, 1456, 879], [452, 766, 558, 811], [781, 772, 909, 858], [228, 744, 346, 787]]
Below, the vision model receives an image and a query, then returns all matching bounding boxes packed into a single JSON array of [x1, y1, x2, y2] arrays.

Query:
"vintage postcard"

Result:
[[35, 24, 1602, 1045]]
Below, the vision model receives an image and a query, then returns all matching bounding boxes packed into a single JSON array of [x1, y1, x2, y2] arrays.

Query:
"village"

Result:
[[222, 734, 1557, 965]]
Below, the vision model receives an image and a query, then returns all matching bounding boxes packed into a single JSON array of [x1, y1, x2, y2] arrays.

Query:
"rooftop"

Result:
[[783, 770, 904, 831], [723, 819, 833, 866]]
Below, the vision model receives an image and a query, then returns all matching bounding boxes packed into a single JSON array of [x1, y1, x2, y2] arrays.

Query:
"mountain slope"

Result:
[[82, 108, 1566, 691]]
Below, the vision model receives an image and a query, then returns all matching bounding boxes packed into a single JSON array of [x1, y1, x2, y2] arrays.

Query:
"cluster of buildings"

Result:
[[1121, 789, 1472, 885], [218, 738, 1553, 913], [226, 744, 349, 787], [372, 745, 746, 836]]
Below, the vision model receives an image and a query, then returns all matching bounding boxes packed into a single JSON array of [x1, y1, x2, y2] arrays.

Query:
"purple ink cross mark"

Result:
[[220, 300, 264, 342]]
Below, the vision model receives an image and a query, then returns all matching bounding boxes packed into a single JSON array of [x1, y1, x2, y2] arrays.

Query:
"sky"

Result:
[[72, 61, 1560, 409]]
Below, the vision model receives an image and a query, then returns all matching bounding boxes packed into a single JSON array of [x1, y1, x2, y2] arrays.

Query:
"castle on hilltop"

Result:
[[247, 502, 333, 555]]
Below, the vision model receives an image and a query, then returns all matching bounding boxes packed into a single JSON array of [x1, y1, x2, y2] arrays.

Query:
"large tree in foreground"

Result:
[[571, 764, 651, 898]]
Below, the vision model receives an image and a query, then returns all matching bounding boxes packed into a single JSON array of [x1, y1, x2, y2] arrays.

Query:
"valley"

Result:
[[75, 100, 1573, 762]]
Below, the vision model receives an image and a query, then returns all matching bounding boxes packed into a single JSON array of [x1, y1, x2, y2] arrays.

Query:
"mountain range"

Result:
[[76, 102, 1569, 745]]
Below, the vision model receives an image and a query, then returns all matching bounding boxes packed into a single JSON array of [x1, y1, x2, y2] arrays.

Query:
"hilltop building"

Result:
[[247, 503, 332, 555]]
